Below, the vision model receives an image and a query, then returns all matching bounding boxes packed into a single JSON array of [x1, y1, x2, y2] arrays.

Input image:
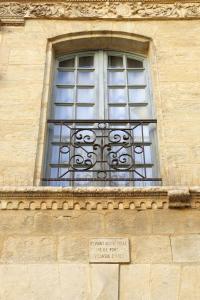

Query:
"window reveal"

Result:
[[42, 51, 161, 186]]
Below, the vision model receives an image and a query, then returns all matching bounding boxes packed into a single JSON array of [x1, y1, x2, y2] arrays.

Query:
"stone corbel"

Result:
[[168, 188, 191, 209]]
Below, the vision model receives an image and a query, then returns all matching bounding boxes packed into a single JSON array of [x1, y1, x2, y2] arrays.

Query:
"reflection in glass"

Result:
[[109, 106, 128, 119], [127, 58, 143, 68], [54, 105, 73, 119], [110, 171, 130, 187], [79, 56, 94, 68], [61, 125, 70, 142], [51, 125, 60, 142], [55, 88, 74, 103], [130, 106, 149, 119], [109, 88, 126, 103], [77, 88, 94, 103], [50, 146, 59, 164], [57, 71, 75, 85], [128, 70, 145, 85], [59, 58, 74, 68], [78, 71, 94, 85], [108, 56, 123, 68], [129, 88, 146, 102], [76, 106, 94, 119], [50, 167, 58, 179], [135, 151, 144, 165], [133, 125, 142, 142], [108, 71, 125, 85], [144, 146, 152, 164], [75, 172, 93, 186]]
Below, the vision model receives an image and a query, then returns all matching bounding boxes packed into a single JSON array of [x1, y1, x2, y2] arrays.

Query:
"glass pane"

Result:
[[79, 56, 94, 68], [109, 88, 126, 103], [108, 71, 125, 85], [143, 125, 150, 142], [50, 145, 59, 164], [110, 171, 130, 187], [132, 125, 150, 142], [54, 105, 73, 119], [128, 70, 145, 85], [59, 58, 74, 68], [130, 106, 149, 119], [59, 147, 70, 164], [129, 88, 146, 102], [76, 106, 94, 119], [108, 56, 123, 68], [58, 168, 70, 179], [77, 88, 94, 103], [61, 125, 71, 142], [78, 71, 94, 85], [109, 106, 128, 119], [55, 88, 74, 103], [74, 172, 93, 187], [50, 167, 58, 178], [134, 168, 145, 179], [127, 58, 143, 68], [132, 125, 142, 142], [51, 125, 60, 141], [57, 71, 74, 85], [144, 146, 152, 164], [135, 151, 144, 165]]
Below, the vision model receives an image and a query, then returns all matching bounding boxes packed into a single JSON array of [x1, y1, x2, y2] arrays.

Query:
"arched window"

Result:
[[42, 50, 161, 186]]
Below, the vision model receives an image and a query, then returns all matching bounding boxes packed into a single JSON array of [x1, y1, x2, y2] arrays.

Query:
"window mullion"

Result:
[[97, 50, 105, 119]]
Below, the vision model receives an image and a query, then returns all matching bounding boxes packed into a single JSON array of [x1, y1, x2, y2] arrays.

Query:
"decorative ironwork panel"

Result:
[[43, 119, 161, 186]]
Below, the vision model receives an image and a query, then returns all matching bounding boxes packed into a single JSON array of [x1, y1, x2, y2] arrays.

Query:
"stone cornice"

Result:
[[0, 186, 199, 210], [1, 1, 200, 26]]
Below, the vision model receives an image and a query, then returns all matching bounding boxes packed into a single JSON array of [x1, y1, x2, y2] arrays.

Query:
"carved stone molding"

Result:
[[1, 1, 200, 25], [0, 186, 199, 210]]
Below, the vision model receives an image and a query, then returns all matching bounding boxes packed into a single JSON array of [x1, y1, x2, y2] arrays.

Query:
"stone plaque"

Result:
[[89, 238, 130, 263]]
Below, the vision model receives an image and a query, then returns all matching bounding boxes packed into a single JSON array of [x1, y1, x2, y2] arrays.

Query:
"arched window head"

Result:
[[43, 51, 161, 187]]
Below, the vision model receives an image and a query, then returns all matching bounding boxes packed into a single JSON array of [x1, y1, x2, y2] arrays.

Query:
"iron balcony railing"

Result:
[[42, 119, 162, 186]]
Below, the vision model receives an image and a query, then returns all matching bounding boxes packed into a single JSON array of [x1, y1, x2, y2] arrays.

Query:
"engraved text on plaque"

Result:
[[89, 238, 130, 263]]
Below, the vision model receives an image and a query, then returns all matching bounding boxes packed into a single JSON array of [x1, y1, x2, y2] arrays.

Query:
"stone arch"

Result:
[[50, 30, 151, 57]]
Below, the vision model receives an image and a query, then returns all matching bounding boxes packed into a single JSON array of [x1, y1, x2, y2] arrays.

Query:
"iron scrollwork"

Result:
[[43, 120, 162, 185]]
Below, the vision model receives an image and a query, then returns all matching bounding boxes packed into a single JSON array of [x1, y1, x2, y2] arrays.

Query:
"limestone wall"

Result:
[[0, 12, 200, 299], [0, 19, 200, 186], [0, 187, 199, 299]]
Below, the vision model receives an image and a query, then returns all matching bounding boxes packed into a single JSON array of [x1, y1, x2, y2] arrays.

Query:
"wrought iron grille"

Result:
[[42, 119, 161, 186]]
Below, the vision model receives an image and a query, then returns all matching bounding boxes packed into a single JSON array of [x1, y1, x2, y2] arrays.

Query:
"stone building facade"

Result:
[[0, 0, 200, 299]]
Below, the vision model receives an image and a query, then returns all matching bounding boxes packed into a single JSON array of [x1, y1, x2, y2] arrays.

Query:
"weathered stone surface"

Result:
[[0, 264, 33, 300], [27, 264, 61, 300], [90, 264, 119, 300], [120, 264, 150, 300], [152, 210, 200, 234], [151, 265, 181, 300], [171, 234, 200, 262], [180, 266, 200, 300], [58, 237, 89, 263], [59, 264, 89, 300], [0, 212, 35, 234], [1, 236, 56, 263], [34, 210, 104, 235], [132, 235, 172, 263], [105, 210, 152, 235], [0, 263, 88, 300]]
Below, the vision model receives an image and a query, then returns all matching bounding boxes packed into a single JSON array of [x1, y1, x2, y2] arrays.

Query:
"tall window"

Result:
[[43, 51, 161, 186]]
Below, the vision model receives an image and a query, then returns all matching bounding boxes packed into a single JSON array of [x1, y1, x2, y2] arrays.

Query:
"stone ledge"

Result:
[[0, 186, 199, 210]]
